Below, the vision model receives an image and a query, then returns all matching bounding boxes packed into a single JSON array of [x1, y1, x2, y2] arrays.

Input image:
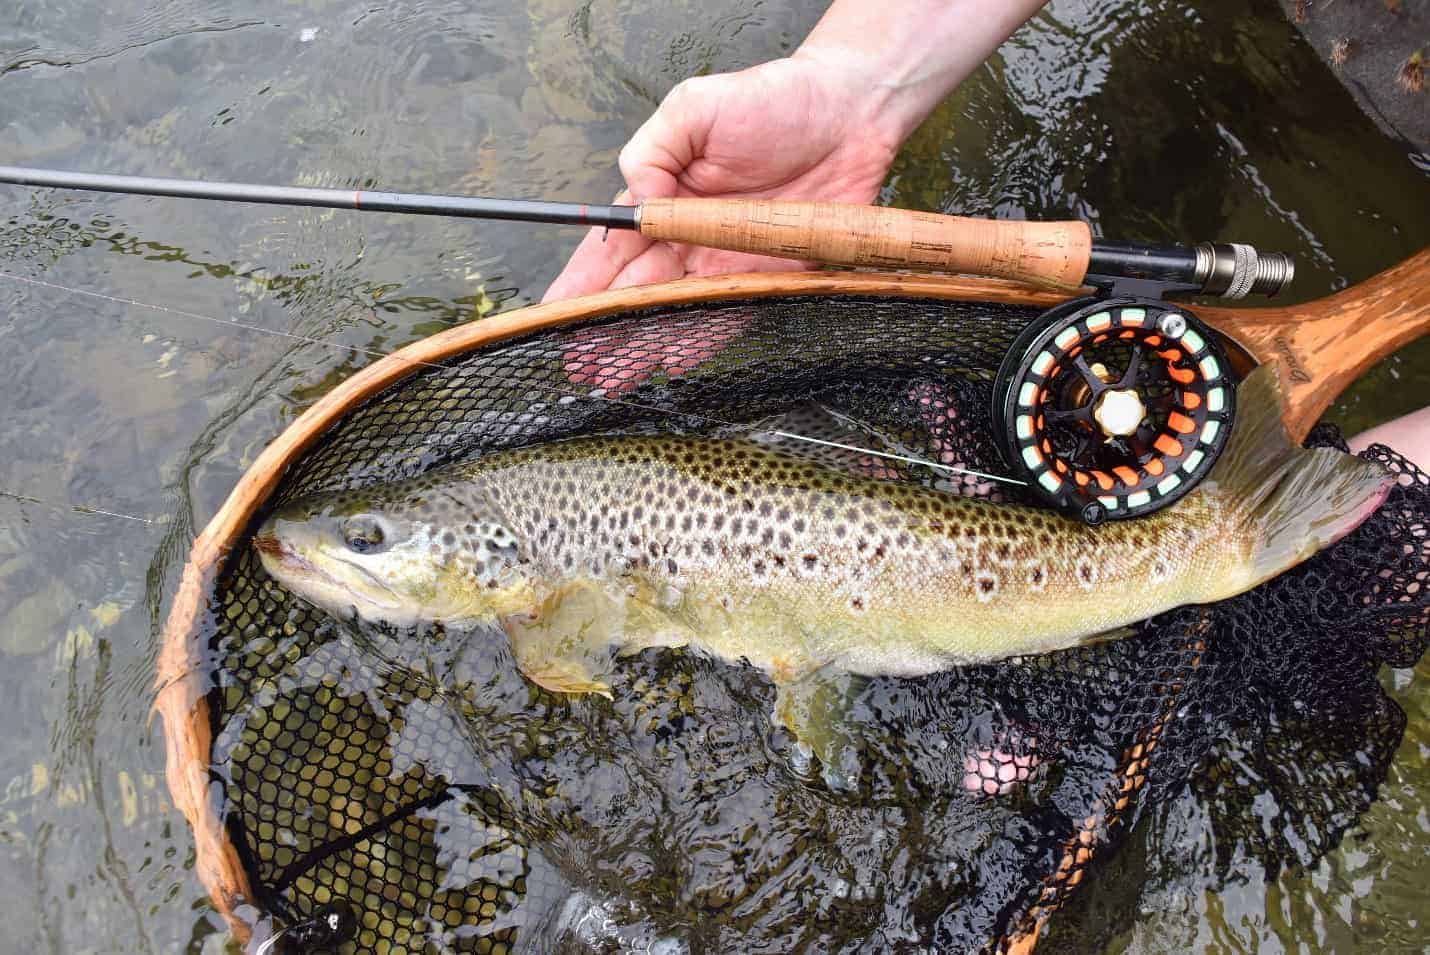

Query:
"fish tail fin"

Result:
[[1208, 363, 1394, 588]]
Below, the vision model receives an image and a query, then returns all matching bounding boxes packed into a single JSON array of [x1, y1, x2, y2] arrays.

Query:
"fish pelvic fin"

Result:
[[1205, 363, 1394, 589]]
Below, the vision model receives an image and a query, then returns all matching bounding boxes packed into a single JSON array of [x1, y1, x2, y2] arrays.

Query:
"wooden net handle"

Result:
[[1205, 246, 1430, 442], [638, 198, 1093, 289]]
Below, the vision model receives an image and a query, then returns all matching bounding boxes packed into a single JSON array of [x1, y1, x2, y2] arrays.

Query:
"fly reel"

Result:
[[993, 296, 1237, 523]]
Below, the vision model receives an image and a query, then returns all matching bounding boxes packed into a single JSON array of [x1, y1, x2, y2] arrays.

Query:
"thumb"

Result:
[[618, 76, 719, 201]]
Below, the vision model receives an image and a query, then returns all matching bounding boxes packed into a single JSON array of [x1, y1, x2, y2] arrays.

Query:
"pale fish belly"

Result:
[[660, 555, 1218, 679]]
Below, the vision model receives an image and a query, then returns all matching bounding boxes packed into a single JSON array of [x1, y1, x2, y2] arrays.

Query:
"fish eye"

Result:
[[341, 515, 386, 554]]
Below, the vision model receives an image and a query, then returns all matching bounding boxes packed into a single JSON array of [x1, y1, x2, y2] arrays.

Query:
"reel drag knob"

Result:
[[993, 298, 1237, 522]]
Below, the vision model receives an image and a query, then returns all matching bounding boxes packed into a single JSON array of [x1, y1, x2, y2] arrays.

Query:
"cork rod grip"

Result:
[[638, 198, 1093, 288]]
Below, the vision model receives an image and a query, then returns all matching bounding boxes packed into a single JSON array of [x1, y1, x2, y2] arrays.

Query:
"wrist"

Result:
[[788, 44, 913, 154], [793, 0, 1047, 148]]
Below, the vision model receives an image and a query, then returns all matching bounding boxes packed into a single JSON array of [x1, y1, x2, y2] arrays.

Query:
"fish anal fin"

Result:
[[773, 664, 867, 791]]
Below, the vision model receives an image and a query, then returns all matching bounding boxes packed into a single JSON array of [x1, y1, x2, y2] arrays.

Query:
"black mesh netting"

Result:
[[199, 295, 1429, 953]]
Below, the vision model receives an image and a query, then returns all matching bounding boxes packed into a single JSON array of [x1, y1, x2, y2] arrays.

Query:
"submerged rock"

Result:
[[1279, 0, 1429, 153]]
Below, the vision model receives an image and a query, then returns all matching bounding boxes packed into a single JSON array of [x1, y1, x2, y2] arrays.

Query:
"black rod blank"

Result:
[[0, 165, 1294, 296], [0, 165, 640, 229]]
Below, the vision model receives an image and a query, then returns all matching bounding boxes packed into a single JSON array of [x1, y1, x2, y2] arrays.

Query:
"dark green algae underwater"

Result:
[[0, 0, 1427, 952]]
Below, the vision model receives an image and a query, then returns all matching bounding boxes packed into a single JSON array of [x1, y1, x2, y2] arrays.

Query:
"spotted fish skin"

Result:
[[460, 432, 1225, 675], [258, 366, 1392, 693]]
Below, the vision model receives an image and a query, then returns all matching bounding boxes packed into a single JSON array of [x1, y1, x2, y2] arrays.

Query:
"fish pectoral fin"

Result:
[[517, 655, 614, 700], [773, 665, 867, 792], [501, 579, 619, 701], [503, 613, 615, 700]]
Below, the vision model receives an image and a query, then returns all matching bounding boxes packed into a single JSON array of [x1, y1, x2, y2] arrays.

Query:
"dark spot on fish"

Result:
[[1031, 567, 1045, 585], [803, 554, 818, 571], [792, 517, 807, 533], [1080, 564, 1094, 583], [979, 577, 995, 594], [851, 596, 865, 611]]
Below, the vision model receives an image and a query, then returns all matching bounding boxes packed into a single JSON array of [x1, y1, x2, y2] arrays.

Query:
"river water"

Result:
[[0, 0, 1426, 951]]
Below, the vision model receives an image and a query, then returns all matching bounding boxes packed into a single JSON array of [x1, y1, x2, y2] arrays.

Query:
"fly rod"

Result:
[[0, 165, 1292, 297]]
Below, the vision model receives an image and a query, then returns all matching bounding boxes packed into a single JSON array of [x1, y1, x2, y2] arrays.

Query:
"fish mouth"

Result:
[[253, 533, 317, 575], [252, 533, 402, 612]]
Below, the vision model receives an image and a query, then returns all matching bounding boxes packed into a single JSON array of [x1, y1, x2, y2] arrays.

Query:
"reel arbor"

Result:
[[993, 296, 1236, 523]]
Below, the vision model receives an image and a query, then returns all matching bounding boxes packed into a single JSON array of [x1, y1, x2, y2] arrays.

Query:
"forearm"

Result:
[[795, 0, 1049, 146], [1350, 405, 1430, 471]]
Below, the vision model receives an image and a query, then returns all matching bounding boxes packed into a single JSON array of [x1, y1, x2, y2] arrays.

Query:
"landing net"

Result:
[[182, 291, 1427, 953]]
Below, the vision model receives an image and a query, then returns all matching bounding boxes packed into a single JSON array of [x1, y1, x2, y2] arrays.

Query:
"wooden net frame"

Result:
[[150, 253, 1430, 951]]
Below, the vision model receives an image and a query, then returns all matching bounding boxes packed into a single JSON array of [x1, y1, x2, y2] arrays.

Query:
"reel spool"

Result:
[[993, 296, 1236, 524]]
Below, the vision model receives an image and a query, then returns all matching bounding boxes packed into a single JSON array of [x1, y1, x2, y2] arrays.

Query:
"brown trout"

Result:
[[255, 365, 1390, 768]]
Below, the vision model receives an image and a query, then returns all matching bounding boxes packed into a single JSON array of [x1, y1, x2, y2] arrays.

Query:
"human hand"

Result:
[[542, 0, 1050, 303], [541, 51, 902, 303]]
